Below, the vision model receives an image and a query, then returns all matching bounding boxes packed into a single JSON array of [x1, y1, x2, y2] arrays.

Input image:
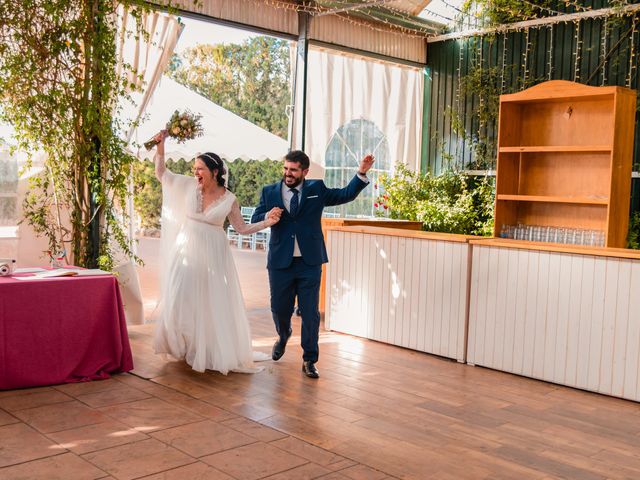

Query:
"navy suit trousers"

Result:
[[268, 258, 322, 363]]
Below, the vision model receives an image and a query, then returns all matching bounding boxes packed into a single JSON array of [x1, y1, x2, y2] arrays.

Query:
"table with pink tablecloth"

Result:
[[0, 274, 134, 389]]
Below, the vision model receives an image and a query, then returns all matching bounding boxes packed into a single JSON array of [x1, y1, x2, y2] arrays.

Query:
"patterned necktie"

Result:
[[289, 188, 299, 217]]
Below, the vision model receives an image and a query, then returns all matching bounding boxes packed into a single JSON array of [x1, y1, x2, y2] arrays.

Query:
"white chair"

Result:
[[226, 224, 241, 246], [240, 206, 256, 217], [254, 228, 270, 252], [232, 206, 257, 250], [242, 207, 257, 250]]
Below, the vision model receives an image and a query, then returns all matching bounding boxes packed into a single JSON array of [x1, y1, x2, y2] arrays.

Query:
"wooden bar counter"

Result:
[[468, 238, 640, 402], [324, 224, 476, 362], [319, 218, 422, 313]]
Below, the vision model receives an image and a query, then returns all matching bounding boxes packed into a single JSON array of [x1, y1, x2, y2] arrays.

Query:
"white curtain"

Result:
[[304, 47, 423, 178], [114, 6, 183, 325]]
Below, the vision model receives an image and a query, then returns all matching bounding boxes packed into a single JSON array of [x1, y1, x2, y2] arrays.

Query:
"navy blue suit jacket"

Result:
[[252, 175, 368, 269]]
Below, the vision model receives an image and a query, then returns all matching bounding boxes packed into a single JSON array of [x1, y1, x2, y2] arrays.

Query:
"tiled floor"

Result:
[[0, 372, 391, 480], [2, 244, 640, 479]]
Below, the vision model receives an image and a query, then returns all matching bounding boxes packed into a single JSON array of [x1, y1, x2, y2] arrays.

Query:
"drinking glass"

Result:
[[515, 224, 525, 240]]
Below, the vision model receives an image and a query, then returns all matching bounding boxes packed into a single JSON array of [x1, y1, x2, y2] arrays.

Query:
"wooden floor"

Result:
[[1, 245, 640, 479]]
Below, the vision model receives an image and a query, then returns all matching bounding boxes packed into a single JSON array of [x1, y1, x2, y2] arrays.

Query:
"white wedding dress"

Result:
[[153, 170, 269, 374]]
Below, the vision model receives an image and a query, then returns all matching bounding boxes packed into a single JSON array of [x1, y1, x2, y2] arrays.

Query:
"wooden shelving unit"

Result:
[[493, 80, 637, 248]]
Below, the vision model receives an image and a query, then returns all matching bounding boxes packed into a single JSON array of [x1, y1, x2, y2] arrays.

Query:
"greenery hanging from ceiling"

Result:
[[0, 0, 156, 269], [461, 0, 552, 26], [0, 1, 195, 269]]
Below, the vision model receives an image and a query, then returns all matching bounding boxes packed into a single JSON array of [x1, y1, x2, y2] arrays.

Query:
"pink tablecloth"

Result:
[[0, 274, 134, 389]]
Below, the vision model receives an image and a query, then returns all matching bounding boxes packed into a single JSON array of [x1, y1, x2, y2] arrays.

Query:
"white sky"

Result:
[[175, 16, 258, 54]]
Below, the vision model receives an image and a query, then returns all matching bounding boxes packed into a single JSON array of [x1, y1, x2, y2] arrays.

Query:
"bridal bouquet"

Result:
[[144, 110, 204, 150]]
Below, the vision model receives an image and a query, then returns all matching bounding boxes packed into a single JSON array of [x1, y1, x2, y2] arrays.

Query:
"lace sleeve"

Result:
[[154, 150, 167, 182], [228, 200, 269, 234]]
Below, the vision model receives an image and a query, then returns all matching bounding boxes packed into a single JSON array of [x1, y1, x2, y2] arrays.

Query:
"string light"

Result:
[[421, 9, 454, 23], [455, 36, 464, 161], [522, 27, 530, 87], [261, 0, 316, 15], [627, 12, 637, 88], [326, 0, 447, 36], [561, 0, 590, 13], [500, 31, 507, 92], [521, 0, 562, 17], [442, 0, 463, 14], [260, 0, 438, 37], [342, 11, 437, 37], [600, 17, 608, 86], [477, 35, 485, 133], [258, 0, 639, 85], [357, 3, 444, 35], [548, 23, 554, 80], [573, 20, 582, 82]]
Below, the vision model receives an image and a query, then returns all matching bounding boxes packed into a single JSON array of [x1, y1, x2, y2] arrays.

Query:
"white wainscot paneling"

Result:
[[468, 245, 640, 402], [325, 230, 470, 362]]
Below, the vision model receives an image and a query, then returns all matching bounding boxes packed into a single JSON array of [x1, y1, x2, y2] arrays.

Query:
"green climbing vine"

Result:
[[0, 1, 191, 269]]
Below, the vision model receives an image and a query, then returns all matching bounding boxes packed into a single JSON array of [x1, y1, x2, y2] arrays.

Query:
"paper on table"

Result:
[[13, 267, 47, 274], [35, 268, 78, 278], [12, 268, 112, 279], [67, 269, 112, 277]]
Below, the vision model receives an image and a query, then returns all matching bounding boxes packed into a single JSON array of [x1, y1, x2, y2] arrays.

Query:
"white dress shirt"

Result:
[[282, 174, 369, 258]]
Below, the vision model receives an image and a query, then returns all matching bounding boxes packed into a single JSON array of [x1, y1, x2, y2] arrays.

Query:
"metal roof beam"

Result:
[[346, 8, 443, 33]]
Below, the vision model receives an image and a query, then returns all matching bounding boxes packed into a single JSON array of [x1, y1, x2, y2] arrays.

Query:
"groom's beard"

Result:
[[283, 175, 303, 188]]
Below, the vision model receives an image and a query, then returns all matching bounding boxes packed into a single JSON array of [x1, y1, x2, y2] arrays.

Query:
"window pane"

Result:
[[0, 197, 17, 226], [0, 155, 18, 194], [323, 118, 390, 217]]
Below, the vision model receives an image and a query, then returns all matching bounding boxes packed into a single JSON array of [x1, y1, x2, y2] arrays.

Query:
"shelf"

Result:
[[499, 145, 611, 153], [497, 194, 609, 205], [494, 81, 636, 248]]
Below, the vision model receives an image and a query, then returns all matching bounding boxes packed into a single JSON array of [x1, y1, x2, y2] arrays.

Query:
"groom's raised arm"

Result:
[[251, 187, 268, 223]]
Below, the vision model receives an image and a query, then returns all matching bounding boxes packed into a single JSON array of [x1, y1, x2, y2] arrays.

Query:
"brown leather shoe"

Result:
[[302, 361, 319, 379]]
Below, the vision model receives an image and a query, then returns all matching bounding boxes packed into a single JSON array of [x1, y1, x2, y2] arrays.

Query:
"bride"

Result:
[[151, 130, 282, 374]]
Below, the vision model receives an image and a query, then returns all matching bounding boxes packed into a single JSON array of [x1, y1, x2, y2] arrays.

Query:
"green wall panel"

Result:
[[425, 2, 640, 211]]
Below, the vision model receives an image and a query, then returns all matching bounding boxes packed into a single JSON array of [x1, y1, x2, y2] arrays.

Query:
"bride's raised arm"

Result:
[[228, 200, 281, 234], [153, 130, 169, 181]]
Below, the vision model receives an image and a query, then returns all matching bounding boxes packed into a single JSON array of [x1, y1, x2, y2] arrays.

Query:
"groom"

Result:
[[252, 150, 374, 378]]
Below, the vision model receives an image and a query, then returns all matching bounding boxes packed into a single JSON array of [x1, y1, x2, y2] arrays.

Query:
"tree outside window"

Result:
[[324, 118, 391, 218]]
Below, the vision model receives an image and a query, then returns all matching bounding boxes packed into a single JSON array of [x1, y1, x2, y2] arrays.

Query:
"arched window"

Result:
[[323, 118, 391, 217]]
